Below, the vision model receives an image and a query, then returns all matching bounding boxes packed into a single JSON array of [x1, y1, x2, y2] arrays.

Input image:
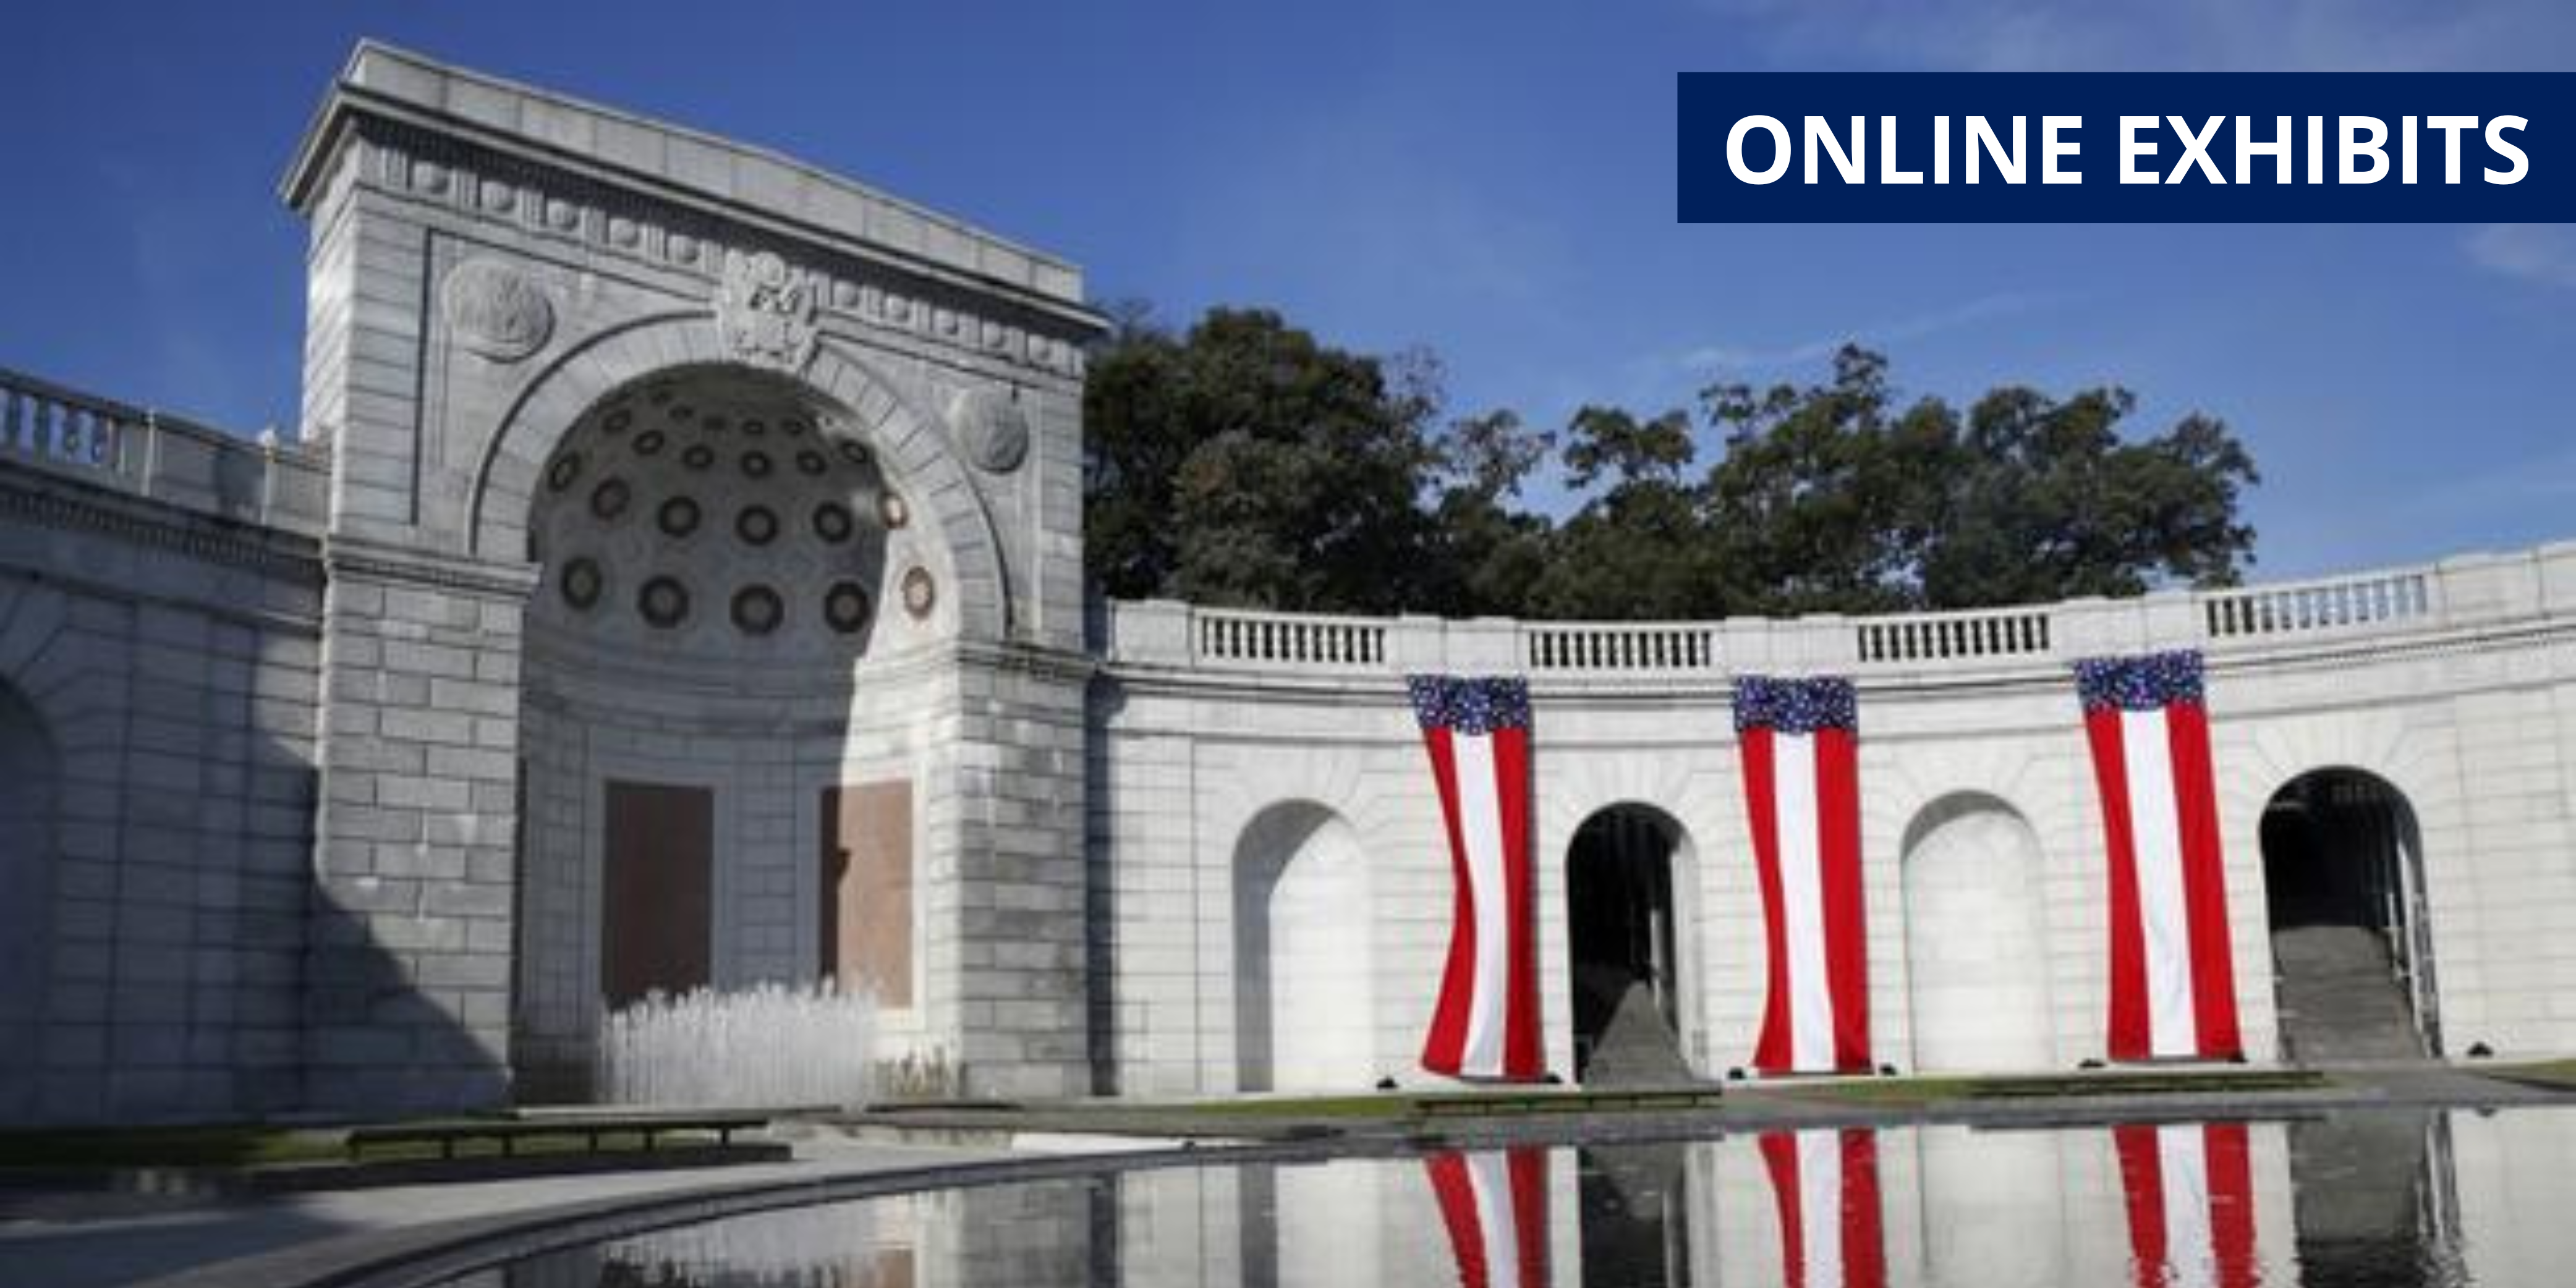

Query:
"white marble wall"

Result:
[[1095, 544, 2576, 1088]]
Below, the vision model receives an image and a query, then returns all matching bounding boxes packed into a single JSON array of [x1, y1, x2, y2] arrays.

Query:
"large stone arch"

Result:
[[1231, 799, 1376, 1091], [1900, 790, 2057, 1072], [465, 316, 1011, 640]]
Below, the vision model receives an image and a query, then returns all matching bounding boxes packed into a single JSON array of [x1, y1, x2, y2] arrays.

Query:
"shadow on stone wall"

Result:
[[0, 557, 483, 1127], [1084, 674, 1126, 1097], [300, 884, 509, 1117]]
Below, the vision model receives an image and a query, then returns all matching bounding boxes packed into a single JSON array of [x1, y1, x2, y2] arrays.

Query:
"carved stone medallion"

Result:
[[950, 388, 1031, 475], [714, 248, 819, 372], [441, 258, 554, 362]]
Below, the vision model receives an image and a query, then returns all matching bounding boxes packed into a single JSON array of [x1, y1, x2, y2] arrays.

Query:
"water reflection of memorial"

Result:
[[459, 1106, 2576, 1287]]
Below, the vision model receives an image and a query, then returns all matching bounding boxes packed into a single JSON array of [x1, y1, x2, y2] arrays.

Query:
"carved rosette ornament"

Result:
[[440, 258, 555, 362], [901, 566, 938, 620], [950, 387, 1032, 475], [714, 248, 820, 373]]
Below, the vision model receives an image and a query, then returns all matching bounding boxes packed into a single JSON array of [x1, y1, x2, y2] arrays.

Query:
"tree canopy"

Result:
[[1083, 306, 2259, 621]]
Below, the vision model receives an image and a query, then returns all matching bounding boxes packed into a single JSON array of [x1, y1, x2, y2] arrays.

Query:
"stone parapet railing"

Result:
[[2202, 568, 2434, 640], [0, 366, 328, 531], [1189, 604, 1389, 671], [1107, 541, 2576, 684], [1854, 604, 2052, 665], [1526, 621, 1720, 673]]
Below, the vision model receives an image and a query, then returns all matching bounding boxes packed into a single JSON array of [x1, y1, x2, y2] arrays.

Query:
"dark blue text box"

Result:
[[1677, 72, 2571, 222]]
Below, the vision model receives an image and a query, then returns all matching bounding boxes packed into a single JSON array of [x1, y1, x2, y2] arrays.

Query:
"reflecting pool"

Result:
[[440, 1105, 2576, 1286]]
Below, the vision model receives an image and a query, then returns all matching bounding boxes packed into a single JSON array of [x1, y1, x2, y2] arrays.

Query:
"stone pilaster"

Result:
[[304, 538, 533, 1112], [945, 645, 1094, 1097]]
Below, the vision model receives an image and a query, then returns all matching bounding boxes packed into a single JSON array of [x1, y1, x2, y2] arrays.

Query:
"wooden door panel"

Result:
[[602, 779, 713, 1008], [820, 781, 912, 1004]]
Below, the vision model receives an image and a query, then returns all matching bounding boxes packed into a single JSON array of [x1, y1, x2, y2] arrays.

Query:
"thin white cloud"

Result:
[[1668, 290, 2062, 373], [1697, 0, 2572, 72], [2397, 444, 2576, 540], [2465, 224, 2576, 290]]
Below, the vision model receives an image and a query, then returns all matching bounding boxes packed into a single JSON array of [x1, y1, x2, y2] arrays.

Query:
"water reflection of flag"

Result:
[[1759, 1129, 1886, 1288], [1736, 676, 1871, 1074], [1424, 1148, 1550, 1288], [1409, 675, 1544, 1081], [2076, 651, 2244, 1062], [2114, 1123, 2258, 1288]]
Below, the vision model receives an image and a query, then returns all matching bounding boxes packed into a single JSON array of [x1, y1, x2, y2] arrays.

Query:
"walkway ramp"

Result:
[[2275, 925, 2423, 1062], [1581, 983, 1695, 1087]]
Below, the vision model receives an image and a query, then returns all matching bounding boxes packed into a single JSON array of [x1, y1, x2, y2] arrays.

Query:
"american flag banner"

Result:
[[2113, 1122, 2259, 1288], [1758, 1129, 1887, 1288], [1424, 1148, 1551, 1288], [2077, 651, 2245, 1062], [1736, 675, 1872, 1074], [1409, 675, 1544, 1081]]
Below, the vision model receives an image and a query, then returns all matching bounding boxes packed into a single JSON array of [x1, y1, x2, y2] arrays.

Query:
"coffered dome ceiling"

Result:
[[526, 365, 945, 667]]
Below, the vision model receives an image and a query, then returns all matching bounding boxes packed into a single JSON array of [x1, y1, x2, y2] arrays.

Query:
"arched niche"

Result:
[[1233, 801, 1375, 1091], [509, 360, 948, 1098], [1901, 792, 2055, 1072]]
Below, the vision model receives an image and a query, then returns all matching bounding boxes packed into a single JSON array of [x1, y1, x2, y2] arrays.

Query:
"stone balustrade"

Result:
[[2203, 568, 2435, 640], [1525, 621, 1721, 672], [1108, 541, 2576, 684], [0, 366, 328, 530], [1191, 605, 1390, 670], [1854, 604, 2052, 665]]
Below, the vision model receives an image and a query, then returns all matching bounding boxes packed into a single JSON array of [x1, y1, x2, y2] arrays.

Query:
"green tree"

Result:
[[1700, 347, 1952, 614], [1524, 405, 1720, 620], [1083, 307, 1445, 612], [1700, 344, 2259, 613], [1086, 307, 2259, 622], [1916, 387, 2258, 606], [1417, 409, 1558, 617]]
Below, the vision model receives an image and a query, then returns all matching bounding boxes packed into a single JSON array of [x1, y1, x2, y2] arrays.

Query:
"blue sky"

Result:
[[4, 1, 2572, 578]]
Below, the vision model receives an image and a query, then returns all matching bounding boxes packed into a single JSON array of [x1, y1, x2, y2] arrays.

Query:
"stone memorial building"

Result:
[[6, 44, 2576, 1124]]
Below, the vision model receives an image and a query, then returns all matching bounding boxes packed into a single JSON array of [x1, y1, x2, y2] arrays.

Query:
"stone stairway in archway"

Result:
[[1581, 981, 1697, 1086], [2274, 925, 2424, 1062]]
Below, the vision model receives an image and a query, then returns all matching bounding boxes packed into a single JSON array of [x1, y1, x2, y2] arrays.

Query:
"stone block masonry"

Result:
[[303, 541, 534, 1114], [0, 472, 322, 1124]]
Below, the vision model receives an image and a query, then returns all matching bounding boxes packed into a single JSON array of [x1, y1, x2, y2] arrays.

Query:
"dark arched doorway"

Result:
[[2261, 769, 2438, 1061], [1568, 805, 1688, 1083]]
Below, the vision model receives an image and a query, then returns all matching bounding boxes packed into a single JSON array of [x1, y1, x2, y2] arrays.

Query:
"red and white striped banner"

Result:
[[1410, 675, 1544, 1081], [1736, 676, 1872, 1074], [1424, 1148, 1550, 1288], [2077, 652, 2243, 1062], [2113, 1122, 2258, 1288], [1759, 1129, 1887, 1288]]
